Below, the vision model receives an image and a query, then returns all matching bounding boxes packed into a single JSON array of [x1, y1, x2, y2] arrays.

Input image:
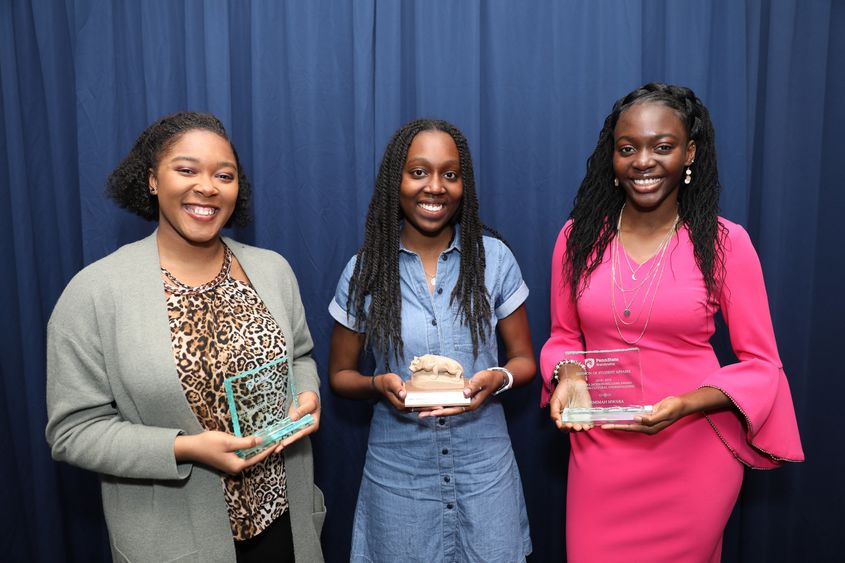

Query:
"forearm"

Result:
[[678, 386, 734, 417], [501, 354, 536, 389], [329, 368, 381, 400]]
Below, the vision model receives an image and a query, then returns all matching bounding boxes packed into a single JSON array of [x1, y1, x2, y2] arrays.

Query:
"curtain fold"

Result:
[[1, 1, 840, 561]]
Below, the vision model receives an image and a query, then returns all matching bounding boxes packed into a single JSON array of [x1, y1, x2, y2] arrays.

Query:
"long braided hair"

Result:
[[347, 119, 501, 368], [565, 82, 726, 301]]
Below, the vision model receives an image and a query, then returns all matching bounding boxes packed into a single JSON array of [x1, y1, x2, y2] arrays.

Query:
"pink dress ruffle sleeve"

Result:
[[540, 219, 803, 563]]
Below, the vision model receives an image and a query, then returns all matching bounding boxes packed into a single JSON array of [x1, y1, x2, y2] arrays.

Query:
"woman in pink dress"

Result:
[[540, 83, 804, 562]]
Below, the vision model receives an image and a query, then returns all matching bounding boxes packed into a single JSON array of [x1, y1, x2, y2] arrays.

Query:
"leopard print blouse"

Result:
[[162, 245, 288, 541]]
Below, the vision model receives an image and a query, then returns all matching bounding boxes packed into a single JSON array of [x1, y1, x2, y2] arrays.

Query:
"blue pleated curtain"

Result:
[[1, 1, 842, 561]]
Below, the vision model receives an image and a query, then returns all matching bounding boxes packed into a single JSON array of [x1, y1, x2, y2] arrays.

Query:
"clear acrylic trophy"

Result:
[[224, 356, 314, 458], [560, 347, 653, 424]]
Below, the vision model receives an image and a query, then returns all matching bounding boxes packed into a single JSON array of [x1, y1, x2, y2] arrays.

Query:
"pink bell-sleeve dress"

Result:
[[540, 218, 804, 563]]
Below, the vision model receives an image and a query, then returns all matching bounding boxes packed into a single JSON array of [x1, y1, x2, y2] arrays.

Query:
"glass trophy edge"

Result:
[[236, 413, 315, 459], [561, 405, 654, 424], [224, 355, 316, 458]]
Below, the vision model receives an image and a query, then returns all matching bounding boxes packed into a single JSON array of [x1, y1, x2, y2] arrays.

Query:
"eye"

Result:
[[618, 146, 635, 156], [408, 168, 427, 178], [443, 171, 459, 181], [216, 172, 235, 182], [177, 167, 196, 175], [655, 144, 674, 153]]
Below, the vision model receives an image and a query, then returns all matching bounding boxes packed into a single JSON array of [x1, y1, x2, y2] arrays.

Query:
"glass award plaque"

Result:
[[224, 356, 314, 458], [560, 347, 652, 424], [403, 354, 471, 408]]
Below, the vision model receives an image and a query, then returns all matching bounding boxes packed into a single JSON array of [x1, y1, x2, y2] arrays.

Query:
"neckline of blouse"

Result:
[[161, 244, 233, 296]]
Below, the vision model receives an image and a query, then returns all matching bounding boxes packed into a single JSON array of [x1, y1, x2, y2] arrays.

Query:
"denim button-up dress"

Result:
[[329, 228, 532, 563]]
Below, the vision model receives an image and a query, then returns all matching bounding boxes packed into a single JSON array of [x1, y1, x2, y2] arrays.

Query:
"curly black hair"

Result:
[[565, 82, 726, 301], [105, 112, 251, 227], [346, 118, 504, 368]]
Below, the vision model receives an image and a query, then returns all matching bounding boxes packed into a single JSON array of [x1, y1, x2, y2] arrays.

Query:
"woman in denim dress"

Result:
[[328, 119, 535, 562]]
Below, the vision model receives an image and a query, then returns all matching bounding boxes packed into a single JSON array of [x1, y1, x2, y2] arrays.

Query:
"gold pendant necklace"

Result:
[[611, 206, 679, 344]]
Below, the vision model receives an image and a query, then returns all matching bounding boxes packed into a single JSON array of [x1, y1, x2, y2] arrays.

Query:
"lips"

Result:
[[183, 204, 219, 219], [632, 177, 662, 186], [418, 201, 445, 213], [628, 177, 665, 193]]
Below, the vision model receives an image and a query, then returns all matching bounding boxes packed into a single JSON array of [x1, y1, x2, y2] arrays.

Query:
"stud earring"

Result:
[[613, 177, 619, 187], [684, 167, 692, 185]]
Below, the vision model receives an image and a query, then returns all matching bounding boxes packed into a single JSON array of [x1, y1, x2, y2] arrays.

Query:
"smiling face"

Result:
[[149, 129, 239, 249], [612, 101, 696, 213], [399, 130, 464, 245]]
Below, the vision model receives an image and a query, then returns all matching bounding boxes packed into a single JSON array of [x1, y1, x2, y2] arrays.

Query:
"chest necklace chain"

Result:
[[611, 205, 679, 345]]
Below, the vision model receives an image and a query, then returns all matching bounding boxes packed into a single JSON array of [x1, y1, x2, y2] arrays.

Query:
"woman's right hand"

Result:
[[372, 373, 408, 411], [174, 431, 277, 474], [549, 376, 594, 432]]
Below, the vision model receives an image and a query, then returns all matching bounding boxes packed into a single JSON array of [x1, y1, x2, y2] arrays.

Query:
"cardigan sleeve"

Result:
[[539, 222, 585, 407], [45, 279, 188, 480], [279, 258, 321, 399], [700, 223, 804, 467]]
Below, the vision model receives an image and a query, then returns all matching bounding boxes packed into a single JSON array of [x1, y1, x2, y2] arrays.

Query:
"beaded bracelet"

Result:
[[550, 359, 587, 388], [488, 366, 514, 395]]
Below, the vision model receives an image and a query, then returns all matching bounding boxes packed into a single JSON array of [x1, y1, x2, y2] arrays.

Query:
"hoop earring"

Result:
[[684, 167, 692, 185], [149, 185, 158, 195]]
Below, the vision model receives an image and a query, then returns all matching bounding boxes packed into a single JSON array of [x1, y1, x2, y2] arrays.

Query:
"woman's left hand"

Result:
[[270, 391, 321, 452], [601, 387, 733, 434], [601, 395, 685, 434], [419, 369, 504, 418]]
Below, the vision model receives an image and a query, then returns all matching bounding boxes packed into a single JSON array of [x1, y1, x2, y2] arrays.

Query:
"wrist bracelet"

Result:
[[489, 367, 514, 395], [551, 359, 586, 387]]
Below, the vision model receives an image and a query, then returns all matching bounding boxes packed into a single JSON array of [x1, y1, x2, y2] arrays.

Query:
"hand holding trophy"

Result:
[[403, 354, 471, 408], [554, 348, 652, 427], [224, 356, 315, 458]]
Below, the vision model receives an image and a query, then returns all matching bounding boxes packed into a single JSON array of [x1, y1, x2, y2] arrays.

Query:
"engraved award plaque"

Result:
[[403, 354, 471, 408], [560, 347, 652, 424], [224, 356, 314, 458]]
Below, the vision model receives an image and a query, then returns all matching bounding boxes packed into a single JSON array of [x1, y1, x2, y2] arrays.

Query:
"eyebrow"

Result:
[[169, 155, 237, 169], [405, 157, 461, 167], [615, 133, 681, 143]]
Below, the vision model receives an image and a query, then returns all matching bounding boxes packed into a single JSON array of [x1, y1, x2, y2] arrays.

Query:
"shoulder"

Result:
[[225, 238, 294, 277], [550, 219, 575, 256], [50, 236, 156, 326], [716, 217, 755, 256], [64, 236, 156, 293], [481, 234, 514, 260]]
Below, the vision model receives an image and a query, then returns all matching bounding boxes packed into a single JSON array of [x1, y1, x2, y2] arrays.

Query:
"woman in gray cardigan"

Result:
[[45, 112, 325, 563]]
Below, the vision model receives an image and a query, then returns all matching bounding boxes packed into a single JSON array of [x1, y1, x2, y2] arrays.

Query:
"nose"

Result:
[[425, 175, 446, 194], [193, 175, 219, 196], [633, 150, 655, 171]]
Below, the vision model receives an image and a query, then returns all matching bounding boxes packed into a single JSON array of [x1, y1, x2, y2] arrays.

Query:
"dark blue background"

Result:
[[1, 1, 842, 561]]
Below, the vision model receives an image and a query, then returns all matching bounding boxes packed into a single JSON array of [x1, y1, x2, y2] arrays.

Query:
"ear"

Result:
[[148, 169, 157, 190], [685, 140, 697, 166]]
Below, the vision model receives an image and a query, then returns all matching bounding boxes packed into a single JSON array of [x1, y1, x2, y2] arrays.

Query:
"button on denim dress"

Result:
[[329, 229, 532, 562]]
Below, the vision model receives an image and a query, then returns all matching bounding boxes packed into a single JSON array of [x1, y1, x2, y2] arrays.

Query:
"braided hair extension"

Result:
[[105, 112, 252, 227], [347, 119, 501, 368], [565, 83, 727, 301]]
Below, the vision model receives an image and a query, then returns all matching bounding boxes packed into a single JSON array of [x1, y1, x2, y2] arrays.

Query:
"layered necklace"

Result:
[[610, 204, 679, 345]]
